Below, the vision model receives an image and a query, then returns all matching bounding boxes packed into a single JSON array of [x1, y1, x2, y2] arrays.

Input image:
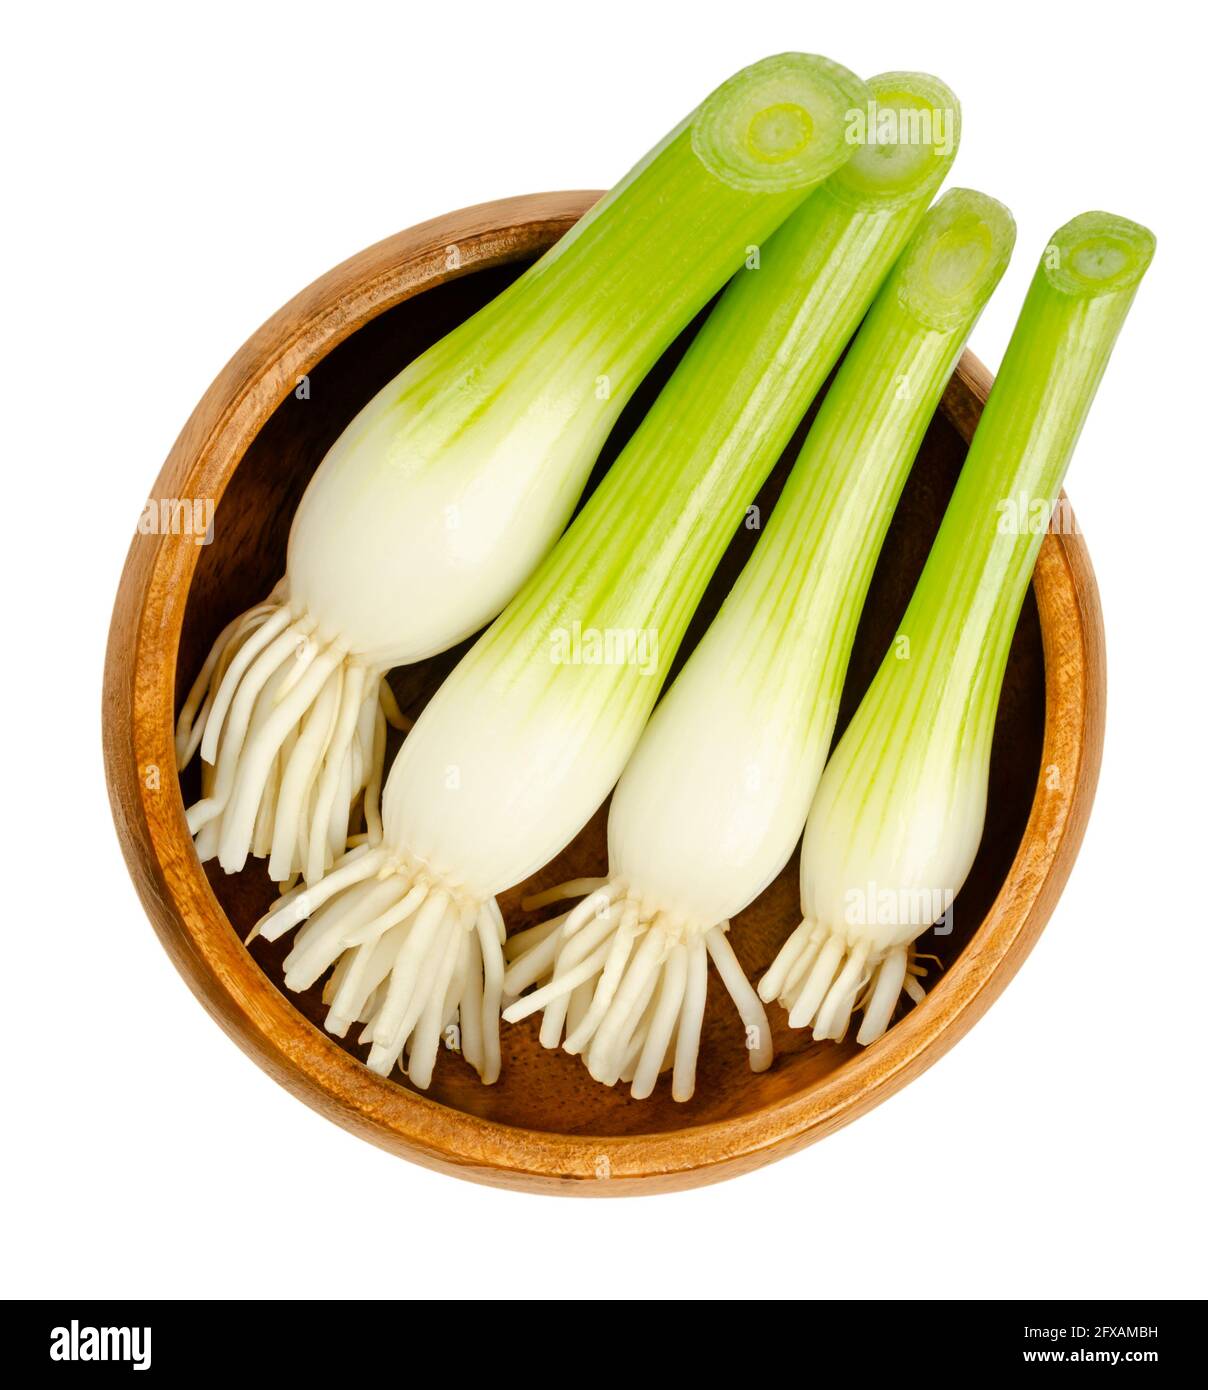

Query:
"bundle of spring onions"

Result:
[[251, 69, 963, 1090], [181, 42, 1156, 1103], [760, 210, 1155, 1045], [502, 187, 1016, 1100], [176, 51, 868, 887]]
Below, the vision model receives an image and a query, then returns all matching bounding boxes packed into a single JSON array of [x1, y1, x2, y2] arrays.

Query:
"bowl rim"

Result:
[[103, 192, 1106, 1195]]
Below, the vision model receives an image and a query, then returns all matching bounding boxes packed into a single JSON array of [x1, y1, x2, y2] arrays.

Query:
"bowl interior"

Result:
[[177, 257, 1044, 1138]]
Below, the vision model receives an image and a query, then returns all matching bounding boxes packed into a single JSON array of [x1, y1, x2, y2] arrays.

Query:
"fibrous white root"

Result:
[[255, 845, 504, 1087], [759, 921, 933, 1045], [177, 585, 405, 884], [503, 878, 771, 1101]]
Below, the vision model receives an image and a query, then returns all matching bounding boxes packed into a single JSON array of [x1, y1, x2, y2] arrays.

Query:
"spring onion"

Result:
[[503, 188, 1015, 1100], [761, 210, 1155, 1045], [252, 70, 960, 1089], [176, 52, 869, 886]]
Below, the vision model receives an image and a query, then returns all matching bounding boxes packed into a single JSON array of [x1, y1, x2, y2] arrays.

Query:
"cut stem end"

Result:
[[691, 52, 869, 195]]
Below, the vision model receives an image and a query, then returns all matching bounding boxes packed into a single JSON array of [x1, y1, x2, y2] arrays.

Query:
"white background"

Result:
[[4, 1, 1203, 1301]]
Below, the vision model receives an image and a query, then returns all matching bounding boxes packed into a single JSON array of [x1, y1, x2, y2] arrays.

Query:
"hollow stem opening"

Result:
[[691, 52, 868, 195], [897, 187, 1016, 330], [1043, 211, 1156, 298], [828, 71, 960, 208]]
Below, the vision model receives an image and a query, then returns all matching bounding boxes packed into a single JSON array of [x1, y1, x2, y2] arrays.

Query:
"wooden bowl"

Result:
[[104, 192, 1105, 1194]]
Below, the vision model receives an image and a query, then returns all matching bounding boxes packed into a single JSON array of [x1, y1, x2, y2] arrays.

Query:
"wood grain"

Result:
[[104, 193, 1106, 1194]]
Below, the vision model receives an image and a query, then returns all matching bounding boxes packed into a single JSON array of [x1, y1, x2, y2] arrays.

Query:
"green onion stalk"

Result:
[[762, 210, 1155, 1046]]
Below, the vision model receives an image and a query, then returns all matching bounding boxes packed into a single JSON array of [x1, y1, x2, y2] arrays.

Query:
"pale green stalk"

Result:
[[766, 210, 1156, 1047]]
